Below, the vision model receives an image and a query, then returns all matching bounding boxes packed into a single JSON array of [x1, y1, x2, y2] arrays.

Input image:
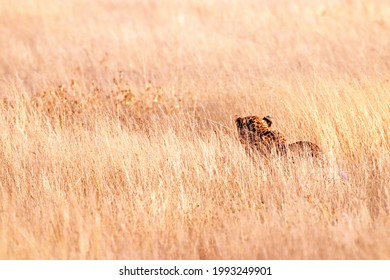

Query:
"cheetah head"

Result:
[[235, 115, 271, 134]]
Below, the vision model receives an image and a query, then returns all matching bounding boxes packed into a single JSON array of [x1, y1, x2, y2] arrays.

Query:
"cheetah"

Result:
[[235, 115, 287, 157], [235, 116, 287, 144], [235, 115, 324, 161]]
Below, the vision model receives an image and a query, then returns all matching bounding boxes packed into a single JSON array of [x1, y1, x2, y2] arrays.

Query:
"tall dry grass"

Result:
[[0, 0, 389, 259]]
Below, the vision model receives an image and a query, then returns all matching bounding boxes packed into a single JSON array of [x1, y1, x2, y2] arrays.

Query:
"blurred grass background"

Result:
[[0, 0, 389, 259]]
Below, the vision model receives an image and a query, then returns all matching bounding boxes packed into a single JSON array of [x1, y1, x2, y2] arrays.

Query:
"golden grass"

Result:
[[0, 0, 389, 259]]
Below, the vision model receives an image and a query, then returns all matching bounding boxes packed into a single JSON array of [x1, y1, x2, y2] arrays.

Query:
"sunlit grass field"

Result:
[[0, 0, 389, 259]]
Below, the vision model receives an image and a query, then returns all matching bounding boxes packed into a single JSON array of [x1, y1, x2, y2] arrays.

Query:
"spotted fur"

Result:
[[235, 115, 287, 156], [236, 116, 287, 144], [235, 115, 324, 161]]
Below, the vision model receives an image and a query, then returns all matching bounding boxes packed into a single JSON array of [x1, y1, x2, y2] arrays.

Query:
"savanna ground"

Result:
[[0, 0, 389, 259]]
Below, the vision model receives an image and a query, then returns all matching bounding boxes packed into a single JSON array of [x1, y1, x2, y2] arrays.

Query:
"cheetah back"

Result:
[[287, 141, 324, 159]]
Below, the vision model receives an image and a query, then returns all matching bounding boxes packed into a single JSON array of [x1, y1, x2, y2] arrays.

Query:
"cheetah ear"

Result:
[[263, 115, 273, 127]]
